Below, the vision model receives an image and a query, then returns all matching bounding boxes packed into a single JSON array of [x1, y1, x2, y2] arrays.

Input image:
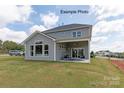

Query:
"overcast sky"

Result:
[[0, 5, 124, 52]]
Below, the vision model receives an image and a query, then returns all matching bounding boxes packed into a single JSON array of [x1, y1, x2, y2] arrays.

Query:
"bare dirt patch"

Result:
[[112, 60, 124, 73]]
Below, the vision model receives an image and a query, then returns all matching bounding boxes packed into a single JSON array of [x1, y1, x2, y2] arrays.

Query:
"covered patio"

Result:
[[56, 40, 90, 62]]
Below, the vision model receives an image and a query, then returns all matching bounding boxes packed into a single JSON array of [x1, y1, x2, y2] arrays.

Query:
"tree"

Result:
[[0, 40, 3, 54], [3, 41, 17, 53], [16, 44, 24, 51], [0, 40, 2, 49], [0, 40, 24, 54], [90, 51, 95, 58], [2, 40, 24, 53]]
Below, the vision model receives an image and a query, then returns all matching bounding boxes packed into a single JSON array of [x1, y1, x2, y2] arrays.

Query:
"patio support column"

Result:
[[54, 41, 56, 61]]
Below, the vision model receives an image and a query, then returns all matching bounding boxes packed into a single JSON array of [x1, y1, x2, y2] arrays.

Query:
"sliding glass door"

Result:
[[71, 48, 84, 58]]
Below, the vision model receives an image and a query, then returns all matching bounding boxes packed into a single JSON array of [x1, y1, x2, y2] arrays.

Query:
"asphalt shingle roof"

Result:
[[42, 24, 92, 33]]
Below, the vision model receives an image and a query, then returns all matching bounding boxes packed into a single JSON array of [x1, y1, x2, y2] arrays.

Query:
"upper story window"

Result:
[[77, 32, 82, 37], [72, 32, 77, 37], [72, 32, 82, 37]]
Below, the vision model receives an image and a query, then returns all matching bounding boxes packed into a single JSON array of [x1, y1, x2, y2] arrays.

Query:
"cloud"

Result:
[[90, 5, 124, 52], [0, 5, 35, 43], [90, 5, 124, 20], [93, 19, 124, 37], [110, 41, 124, 52], [0, 5, 34, 27], [91, 36, 108, 44], [17, 5, 35, 23], [91, 18, 124, 47], [92, 19, 124, 52], [29, 25, 47, 34], [0, 28, 28, 43], [91, 40, 124, 52], [0, 24, 47, 43], [40, 12, 59, 28]]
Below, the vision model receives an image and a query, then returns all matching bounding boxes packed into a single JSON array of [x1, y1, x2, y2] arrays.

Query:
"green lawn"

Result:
[[0, 56, 124, 88]]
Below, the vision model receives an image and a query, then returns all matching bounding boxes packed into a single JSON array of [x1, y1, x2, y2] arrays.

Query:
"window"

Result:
[[35, 41, 42, 44], [77, 32, 82, 37], [35, 45, 43, 56], [44, 45, 49, 56], [30, 45, 34, 56], [31, 40, 49, 56], [59, 44, 65, 48], [72, 32, 82, 37], [72, 32, 76, 37]]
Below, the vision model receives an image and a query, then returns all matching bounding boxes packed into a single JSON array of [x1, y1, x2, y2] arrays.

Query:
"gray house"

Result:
[[22, 24, 92, 63]]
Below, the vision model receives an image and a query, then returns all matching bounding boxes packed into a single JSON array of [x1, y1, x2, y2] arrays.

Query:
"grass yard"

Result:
[[0, 56, 124, 88]]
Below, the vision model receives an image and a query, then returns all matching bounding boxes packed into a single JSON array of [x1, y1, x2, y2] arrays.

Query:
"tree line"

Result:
[[0, 40, 24, 54]]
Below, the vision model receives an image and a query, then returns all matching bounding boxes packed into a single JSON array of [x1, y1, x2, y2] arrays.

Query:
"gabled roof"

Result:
[[43, 23, 92, 33], [21, 31, 56, 44], [21, 24, 92, 45]]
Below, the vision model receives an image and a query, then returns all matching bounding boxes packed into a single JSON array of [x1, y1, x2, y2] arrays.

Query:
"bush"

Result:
[[90, 51, 95, 58]]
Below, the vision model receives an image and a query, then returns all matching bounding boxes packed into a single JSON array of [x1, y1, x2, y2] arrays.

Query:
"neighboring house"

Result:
[[95, 50, 121, 58], [22, 24, 92, 63], [95, 50, 111, 57]]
